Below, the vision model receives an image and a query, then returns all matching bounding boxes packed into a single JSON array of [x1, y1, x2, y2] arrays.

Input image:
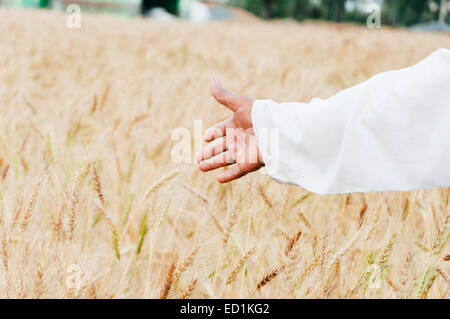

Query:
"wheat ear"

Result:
[[285, 231, 302, 257], [256, 264, 288, 290], [20, 181, 41, 233], [182, 184, 208, 204], [258, 185, 273, 209], [68, 185, 80, 241], [160, 261, 176, 299], [180, 279, 198, 299], [173, 247, 198, 283], [145, 170, 179, 198], [223, 210, 238, 245], [379, 233, 397, 271], [92, 162, 104, 206], [226, 245, 256, 285]]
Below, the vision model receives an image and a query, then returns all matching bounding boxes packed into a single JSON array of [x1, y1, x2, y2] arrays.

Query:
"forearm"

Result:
[[253, 49, 450, 194]]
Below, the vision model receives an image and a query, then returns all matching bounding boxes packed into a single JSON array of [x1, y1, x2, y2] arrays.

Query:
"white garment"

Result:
[[252, 48, 450, 194]]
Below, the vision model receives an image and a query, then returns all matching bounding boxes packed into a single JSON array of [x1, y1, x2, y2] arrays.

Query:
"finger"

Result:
[[199, 151, 234, 172], [203, 117, 233, 142], [210, 76, 248, 112], [196, 137, 227, 163], [217, 165, 246, 183]]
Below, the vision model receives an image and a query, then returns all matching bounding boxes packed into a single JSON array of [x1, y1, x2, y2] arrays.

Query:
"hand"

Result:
[[196, 77, 264, 183]]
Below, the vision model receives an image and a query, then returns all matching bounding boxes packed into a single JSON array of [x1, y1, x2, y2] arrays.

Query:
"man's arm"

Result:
[[252, 48, 450, 194]]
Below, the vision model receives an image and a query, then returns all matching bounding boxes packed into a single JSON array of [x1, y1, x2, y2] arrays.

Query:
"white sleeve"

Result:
[[252, 48, 450, 194]]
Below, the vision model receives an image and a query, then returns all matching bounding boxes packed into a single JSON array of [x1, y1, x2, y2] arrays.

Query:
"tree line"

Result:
[[228, 0, 449, 26]]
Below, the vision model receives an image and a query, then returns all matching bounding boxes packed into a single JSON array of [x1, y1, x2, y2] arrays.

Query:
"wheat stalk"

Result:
[[52, 204, 64, 239], [399, 252, 413, 297], [379, 233, 397, 271], [258, 185, 273, 209], [0, 10, 448, 299], [297, 212, 311, 229], [68, 186, 80, 241], [223, 210, 238, 245], [285, 231, 302, 257], [1, 230, 7, 273], [34, 265, 45, 298], [180, 279, 198, 299], [173, 247, 198, 283], [326, 230, 360, 275], [97, 204, 120, 260], [20, 181, 41, 233], [226, 245, 256, 285], [111, 227, 121, 260], [256, 264, 288, 290], [445, 187, 450, 208], [160, 261, 176, 299], [358, 203, 368, 228], [92, 162, 104, 206], [144, 170, 179, 199], [88, 283, 97, 299], [345, 194, 352, 206], [136, 212, 148, 255], [182, 183, 209, 204], [126, 152, 136, 183]]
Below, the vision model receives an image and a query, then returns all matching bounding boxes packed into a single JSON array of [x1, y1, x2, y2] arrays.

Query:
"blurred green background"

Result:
[[0, 0, 448, 27], [229, 0, 450, 26], [230, 0, 449, 26]]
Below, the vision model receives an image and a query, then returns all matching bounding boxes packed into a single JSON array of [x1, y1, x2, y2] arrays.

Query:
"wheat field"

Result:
[[0, 8, 448, 299]]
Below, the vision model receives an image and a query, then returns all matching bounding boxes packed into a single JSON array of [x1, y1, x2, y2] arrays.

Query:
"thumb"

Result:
[[210, 76, 245, 112]]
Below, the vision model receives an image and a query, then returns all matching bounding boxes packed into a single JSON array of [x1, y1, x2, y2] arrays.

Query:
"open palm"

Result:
[[196, 77, 264, 183]]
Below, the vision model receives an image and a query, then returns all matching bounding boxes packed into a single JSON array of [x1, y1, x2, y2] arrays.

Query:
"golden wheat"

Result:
[[0, 8, 448, 299]]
